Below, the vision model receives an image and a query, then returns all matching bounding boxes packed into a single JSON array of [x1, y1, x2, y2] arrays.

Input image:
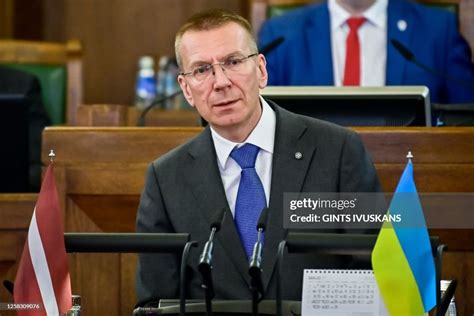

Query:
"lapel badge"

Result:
[[294, 152, 303, 160], [397, 20, 407, 32]]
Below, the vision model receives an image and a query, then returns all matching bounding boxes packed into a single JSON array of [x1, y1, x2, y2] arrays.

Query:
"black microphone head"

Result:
[[210, 207, 227, 232], [390, 39, 414, 61], [259, 37, 285, 55], [257, 207, 269, 231]]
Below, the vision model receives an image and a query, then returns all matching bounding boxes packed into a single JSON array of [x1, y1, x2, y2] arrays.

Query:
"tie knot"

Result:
[[230, 143, 260, 169], [347, 17, 366, 31]]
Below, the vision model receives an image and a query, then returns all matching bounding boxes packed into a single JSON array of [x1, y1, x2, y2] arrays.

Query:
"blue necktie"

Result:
[[231, 143, 266, 258]]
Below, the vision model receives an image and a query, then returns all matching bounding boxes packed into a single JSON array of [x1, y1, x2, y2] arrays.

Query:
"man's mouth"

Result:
[[214, 99, 238, 107]]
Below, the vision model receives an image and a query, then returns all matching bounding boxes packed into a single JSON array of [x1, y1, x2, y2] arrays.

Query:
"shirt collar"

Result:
[[211, 96, 276, 170], [364, 0, 387, 28], [328, 0, 387, 30]]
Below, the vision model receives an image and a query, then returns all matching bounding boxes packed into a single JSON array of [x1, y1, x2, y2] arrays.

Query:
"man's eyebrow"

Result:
[[188, 51, 244, 68], [222, 51, 245, 59], [188, 61, 208, 69]]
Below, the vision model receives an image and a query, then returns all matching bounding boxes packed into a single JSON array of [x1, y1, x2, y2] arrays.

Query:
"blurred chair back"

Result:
[[250, 0, 474, 58], [0, 39, 83, 125]]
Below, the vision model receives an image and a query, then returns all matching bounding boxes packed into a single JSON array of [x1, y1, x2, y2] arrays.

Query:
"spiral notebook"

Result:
[[302, 269, 389, 316]]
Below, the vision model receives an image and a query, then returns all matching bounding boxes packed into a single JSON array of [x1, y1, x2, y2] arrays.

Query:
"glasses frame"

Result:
[[179, 53, 259, 81]]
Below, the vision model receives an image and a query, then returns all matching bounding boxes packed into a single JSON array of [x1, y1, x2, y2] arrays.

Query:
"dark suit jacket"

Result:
[[0, 66, 50, 191], [135, 102, 381, 306], [258, 0, 474, 104]]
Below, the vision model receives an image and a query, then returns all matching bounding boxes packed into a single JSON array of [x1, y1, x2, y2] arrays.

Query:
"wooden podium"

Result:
[[1, 127, 473, 315]]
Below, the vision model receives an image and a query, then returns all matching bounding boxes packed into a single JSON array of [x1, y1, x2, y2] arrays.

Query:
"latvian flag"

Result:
[[14, 164, 72, 315]]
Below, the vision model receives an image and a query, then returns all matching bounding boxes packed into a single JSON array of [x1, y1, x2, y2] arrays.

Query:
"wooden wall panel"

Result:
[[0, 0, 43, 40], [13, 0, 43, 40], [43, 0, 247, 105], [0, 0, 14, 38], [65, 191, 122, 315]]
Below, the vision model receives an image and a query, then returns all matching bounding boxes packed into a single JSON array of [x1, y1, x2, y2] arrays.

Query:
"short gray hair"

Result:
[[175, 9, 258, 69]]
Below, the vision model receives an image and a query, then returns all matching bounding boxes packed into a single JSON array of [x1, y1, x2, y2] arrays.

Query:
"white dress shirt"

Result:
[[328, 0, 388, 86], [210, 97, 275, 217]]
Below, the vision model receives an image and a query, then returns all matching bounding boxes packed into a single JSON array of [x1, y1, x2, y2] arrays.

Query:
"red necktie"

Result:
[[343, 17, 366, 86]]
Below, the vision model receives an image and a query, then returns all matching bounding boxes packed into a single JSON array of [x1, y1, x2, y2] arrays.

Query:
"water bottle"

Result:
[[134, 56, 157, 110], [440, 280, 457, 316], [164, 60, 180, 110], [65, 295, 81, 316], [156, 56, 169, 107]]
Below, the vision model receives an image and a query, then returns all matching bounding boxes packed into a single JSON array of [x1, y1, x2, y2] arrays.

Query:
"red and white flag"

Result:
[[14, 164, 72, 315]]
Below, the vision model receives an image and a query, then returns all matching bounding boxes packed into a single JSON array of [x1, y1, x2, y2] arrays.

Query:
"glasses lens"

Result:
[[223, 57, 245, 71], [193, 65, 212, 81]]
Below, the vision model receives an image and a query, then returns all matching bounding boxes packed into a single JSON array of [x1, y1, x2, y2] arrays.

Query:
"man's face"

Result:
[[177, 22, 268, 138]]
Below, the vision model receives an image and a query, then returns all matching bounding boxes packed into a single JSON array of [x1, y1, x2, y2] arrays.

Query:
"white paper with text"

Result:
[[302, 269, 389, 316]]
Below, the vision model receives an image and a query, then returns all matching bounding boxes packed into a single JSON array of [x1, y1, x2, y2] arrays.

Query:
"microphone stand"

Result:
[[136, 90, 183, 126], [249, 229, 264, 316], [197, 207, 226, 316], [199, 228, 216, 316], [179, 240, 198, 316], [248, 207, 268, 316]]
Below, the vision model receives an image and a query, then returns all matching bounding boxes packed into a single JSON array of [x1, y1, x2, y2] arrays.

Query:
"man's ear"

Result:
[[257, 54, 268, 89], [178, 75, 195, 107]]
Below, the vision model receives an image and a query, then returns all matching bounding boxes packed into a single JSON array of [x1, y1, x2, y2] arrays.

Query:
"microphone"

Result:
[[390, 39, 474, 90], [249, 207, 269, 278], [391, 39, 414, 61], [198, 207, 227, 294], [136, 90, 183, 126], [259, 37, 285, 56]]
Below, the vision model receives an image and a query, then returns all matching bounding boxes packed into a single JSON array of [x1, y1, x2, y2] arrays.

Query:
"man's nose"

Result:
[[212, 64, 232, 89]]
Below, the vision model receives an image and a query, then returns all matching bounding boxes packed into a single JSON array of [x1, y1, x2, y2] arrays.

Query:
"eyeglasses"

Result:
[[180, 53, 258, 82]]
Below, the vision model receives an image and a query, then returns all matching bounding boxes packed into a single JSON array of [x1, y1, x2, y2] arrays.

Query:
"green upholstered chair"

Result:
[[0, 39, 83, 125]]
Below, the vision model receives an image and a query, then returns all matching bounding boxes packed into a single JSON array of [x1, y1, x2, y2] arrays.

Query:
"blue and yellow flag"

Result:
[[372, 160, 436, 315]]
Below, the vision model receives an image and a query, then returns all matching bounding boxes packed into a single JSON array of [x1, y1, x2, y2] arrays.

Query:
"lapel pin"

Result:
[[295, 152, 303, 160], [397, 20, 407, 32]]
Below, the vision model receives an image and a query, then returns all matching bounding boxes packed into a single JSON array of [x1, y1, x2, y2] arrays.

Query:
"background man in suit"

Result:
[[258, 0, 474, 105], [136, 9, 380, 306], [0, 65, 50, 192]]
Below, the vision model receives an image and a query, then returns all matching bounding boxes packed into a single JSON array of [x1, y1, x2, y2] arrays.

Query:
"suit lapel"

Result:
[[305, 4, 334, 85], [386, 0, 413, 85], [261, 102, 317, 293], [183, 128, 250, 283]]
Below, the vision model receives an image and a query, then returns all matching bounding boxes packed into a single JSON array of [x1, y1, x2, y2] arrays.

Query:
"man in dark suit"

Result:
[[136, 9, 381, 306], [258, 0, 474, 104], [0, 65, 50, 192]]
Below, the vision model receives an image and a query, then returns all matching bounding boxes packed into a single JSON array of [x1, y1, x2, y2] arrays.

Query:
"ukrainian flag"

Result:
[[372, 159, 436, 315]]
